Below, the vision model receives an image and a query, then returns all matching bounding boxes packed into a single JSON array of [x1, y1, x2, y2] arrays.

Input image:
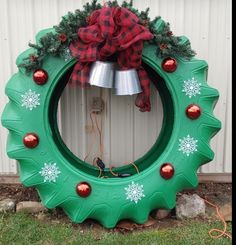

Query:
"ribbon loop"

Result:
[[69, 7, 154, 112]]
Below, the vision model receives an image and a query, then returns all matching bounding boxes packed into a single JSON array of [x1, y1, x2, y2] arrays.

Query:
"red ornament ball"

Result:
[[162, 57, 177, 72], [58, 33, 67, 42], [160, 163, 174, 179], [23, 133, 39, 148], [33, 69, 48, 85], [76, 182, 91, 197], [186, 104, 201, 119]]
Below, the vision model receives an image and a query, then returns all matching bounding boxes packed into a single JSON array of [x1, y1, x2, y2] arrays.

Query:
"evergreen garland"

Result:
[[18, 0, 196, 73]]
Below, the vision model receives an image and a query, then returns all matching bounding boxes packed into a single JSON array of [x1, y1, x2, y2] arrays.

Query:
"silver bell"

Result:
[[88, 61, 115, 88], [114, 69, 142, 95]]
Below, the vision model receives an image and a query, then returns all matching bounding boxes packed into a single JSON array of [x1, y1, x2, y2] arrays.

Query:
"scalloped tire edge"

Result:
[[1, 30, 221, 228]]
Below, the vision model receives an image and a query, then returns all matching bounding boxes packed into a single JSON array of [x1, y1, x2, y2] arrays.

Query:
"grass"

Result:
[[0, 213, 232, 245]]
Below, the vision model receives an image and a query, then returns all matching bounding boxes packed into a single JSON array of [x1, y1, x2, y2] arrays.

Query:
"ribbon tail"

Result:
[[69, 62, 91, 88], [135, 67, 151, 112]]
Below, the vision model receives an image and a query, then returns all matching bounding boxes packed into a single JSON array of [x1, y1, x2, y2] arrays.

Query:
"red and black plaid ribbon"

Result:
[[69, 6, 153, 112]]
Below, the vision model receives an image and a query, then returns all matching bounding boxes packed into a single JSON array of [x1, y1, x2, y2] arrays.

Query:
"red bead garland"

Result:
[[23, 133, 39, 148], [160, 163, 174, 179], [33, 69, 48, 85], [76, 182, 91, 197], [161, 57, 177, 72], [186, 104, 201, 119]]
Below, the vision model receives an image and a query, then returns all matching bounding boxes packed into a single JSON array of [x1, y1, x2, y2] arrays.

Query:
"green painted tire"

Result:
[[1, 28, 221, 228]]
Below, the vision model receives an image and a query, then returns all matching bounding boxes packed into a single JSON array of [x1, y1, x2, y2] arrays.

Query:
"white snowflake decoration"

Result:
[[125, 181, 145, 204], [39, 163, 61, 182], [21, 89, 40, 110], [178, 135, 198, 156], [182, 77, 201, 98]]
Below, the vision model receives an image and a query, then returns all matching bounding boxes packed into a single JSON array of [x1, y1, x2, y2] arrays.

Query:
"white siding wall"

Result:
[[0, 0, 231, 175]]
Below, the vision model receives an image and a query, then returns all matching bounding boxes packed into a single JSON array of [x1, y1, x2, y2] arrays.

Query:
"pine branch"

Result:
[[18, 0, 196, 73]]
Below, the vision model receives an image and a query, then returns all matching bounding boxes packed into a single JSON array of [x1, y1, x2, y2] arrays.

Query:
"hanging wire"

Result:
[[130, 162, 139, 173], [109, 166, 119, 177], [84, 91, 141, 178], [83, 111, 97, 162], [94, 112, 104, 159]]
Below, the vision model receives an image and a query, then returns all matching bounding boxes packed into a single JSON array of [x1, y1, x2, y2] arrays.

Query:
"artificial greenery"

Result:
[[18, 0, 196, 73]]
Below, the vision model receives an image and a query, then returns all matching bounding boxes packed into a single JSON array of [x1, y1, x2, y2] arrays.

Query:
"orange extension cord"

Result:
[[201, 197, 232, 240]]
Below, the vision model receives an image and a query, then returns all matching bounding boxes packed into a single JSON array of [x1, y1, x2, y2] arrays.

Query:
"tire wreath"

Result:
[[1, 28, 221, 228]]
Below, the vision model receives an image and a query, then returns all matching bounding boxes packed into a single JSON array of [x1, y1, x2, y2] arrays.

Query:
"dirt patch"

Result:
[[0, 184, 40, 202]]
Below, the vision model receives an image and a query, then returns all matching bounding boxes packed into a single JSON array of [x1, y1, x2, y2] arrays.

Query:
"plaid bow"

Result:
[[69, 6, 153, 112]]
